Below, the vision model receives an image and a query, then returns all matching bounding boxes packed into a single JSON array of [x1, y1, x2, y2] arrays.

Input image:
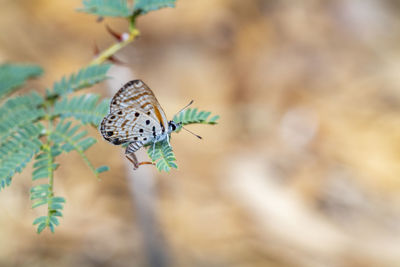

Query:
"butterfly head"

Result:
[[168, 120, 181, 133]]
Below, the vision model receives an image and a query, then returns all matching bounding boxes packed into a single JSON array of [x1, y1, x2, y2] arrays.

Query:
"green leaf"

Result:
[[50, 196, 66, 203], [33, 216, 47, 225], [52, 211, 63, 217], [30, 184, 50, 193], [147, 139, 177, 172], [54, 94, 110, 126], [49, 222, 55, 233], [31, 144, 64, 234], [208, 115, 220, 124], [0, 124, 43, 190], [49, 216, 59, 226], [0, 63, 43, 100], [32, 199, 48, 209], [37, 222, 46, 234], [134, 0, 176, 14], [78, 0, 132, 17], [49, 64, 111, 97], [0, 93, 45, 140], [50, 121, 102, 179], [30, 191, 49, 200], [96, 165, 109, 173], [32, 168, 49, 180], [173, 108, 219, 128], [49, 203, 64, 210]]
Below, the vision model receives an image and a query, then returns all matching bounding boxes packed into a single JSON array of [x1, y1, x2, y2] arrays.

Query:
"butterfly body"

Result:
[[100, 80, 179, 154]]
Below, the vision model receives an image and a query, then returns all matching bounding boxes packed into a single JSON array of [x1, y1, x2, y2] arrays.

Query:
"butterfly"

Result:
[[99, 80, 182, 160]]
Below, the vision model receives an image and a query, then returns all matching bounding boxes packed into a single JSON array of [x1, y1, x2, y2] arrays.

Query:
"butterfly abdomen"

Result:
[[126, 141, 144, 154]]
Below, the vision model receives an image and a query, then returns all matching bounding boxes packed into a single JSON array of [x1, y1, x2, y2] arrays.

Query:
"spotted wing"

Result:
[[100, 106, 164, 146], [109, 80, 169, 131]]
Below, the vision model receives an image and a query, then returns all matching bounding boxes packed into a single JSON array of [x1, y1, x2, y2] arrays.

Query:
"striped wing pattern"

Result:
[[100, 80, 168, 153]]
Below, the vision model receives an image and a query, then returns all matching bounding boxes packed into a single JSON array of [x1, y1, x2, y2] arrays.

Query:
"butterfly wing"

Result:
[[109, 80, 169, 131], [100, 80, 168, 149]]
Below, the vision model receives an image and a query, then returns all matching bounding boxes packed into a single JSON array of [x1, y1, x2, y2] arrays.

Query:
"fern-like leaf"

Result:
[[0, 92, 44, 140], [143, 108, 219, 172], [49, 64, 111, 97], [49, 120, 106, 178], [173, 108, 219, 131], [78, 0, 132, 17], [0, 63, 43, 100], [0, 124, 44, 190], [54, 94, 110, 127], [31, 144, 64, 233], [146, 139, 177, 172], [134, 0, 176, 14]]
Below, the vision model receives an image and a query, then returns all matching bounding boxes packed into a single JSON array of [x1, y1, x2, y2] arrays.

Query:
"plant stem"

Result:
[[89, 27, 140, 66]]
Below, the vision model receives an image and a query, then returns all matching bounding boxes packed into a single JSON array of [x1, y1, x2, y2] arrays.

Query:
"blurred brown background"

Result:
[[2, 0, 400, 266]]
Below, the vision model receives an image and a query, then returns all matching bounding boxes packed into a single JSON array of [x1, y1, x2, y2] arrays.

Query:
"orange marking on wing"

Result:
[[154, 105, 166, 127], [129, 92, 151, 102], [140, 102, 152, 110], [121, 120, 128, 128]]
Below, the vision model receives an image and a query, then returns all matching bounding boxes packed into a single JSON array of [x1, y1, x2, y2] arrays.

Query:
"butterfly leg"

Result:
[[152, 141, 156, 159], [126, 152, 139, 169], [126, 152, 155, 170], [166, 134, 171, 147]]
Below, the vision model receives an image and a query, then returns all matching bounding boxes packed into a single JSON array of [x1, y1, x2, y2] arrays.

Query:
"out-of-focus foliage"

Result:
[[78, 0, 132, 17], [48, 64, 111, 97], [0, 92, 44, 140], [134, 0, 176, 14], [78, 0, 177, 17], [53, 94, 110, 126], [0, 63, 43, 100], [0, 124, 43, 190], [0, 63, 110, 233], [31, 144, 64, 234]]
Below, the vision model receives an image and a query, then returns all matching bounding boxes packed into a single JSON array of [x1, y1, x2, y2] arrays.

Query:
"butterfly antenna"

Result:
[[174, 100, 194, 117], [182, 126, 202, 139]]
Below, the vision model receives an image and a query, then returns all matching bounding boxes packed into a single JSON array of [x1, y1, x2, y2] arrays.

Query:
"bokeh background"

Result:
[[2, 0, 400, 266]]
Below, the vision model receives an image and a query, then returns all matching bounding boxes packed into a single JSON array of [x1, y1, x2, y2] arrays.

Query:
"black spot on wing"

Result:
[[111, 138, 123, 145]]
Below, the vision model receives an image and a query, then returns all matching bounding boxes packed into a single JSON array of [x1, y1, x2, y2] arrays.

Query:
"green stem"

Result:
[[89, 14, 140, 66], [52, 129, 100, 179], [44, 143, 55, 227]]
